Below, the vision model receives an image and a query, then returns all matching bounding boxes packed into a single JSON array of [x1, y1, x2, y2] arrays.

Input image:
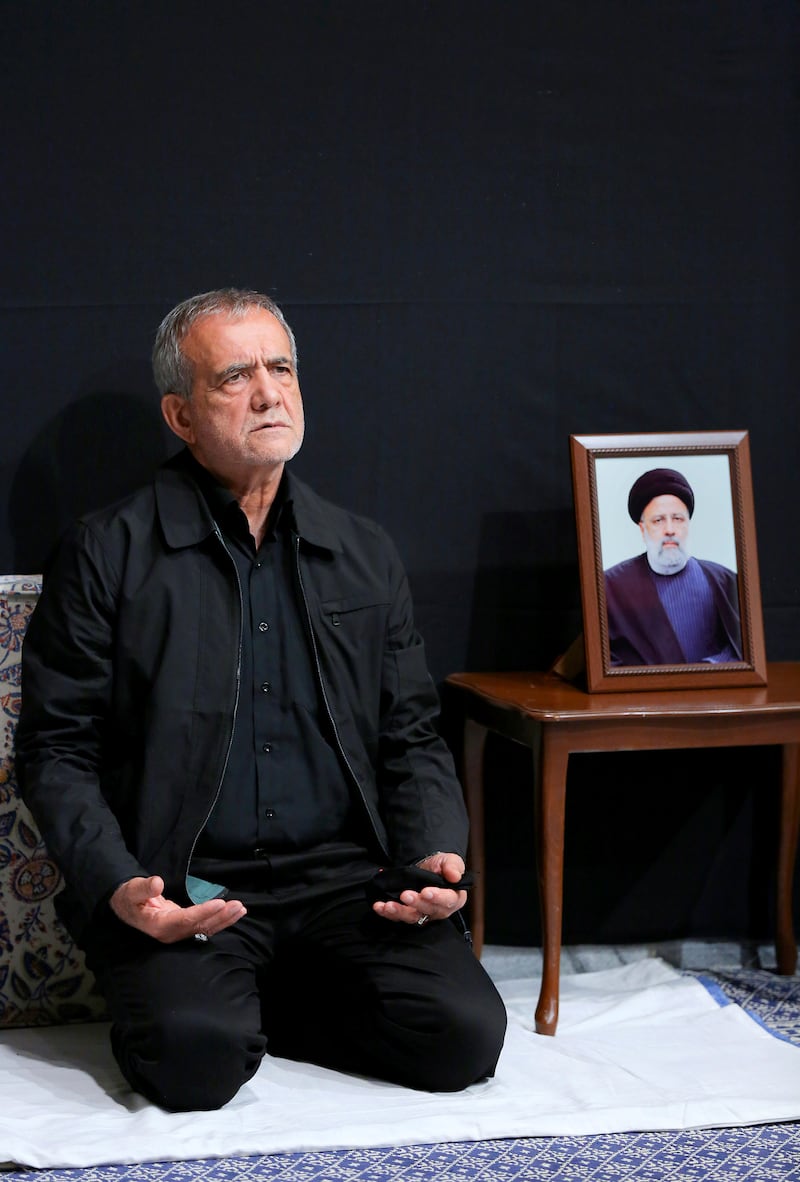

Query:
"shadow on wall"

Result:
[[466, 508, 583, 672], [10, 377, 171, 574]]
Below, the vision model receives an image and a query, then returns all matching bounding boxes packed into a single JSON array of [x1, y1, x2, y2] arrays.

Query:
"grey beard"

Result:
[[646, 542, 689, 576]]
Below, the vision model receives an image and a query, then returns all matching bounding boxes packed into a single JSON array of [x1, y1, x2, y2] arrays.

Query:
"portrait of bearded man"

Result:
[[603, 467, 742, 667]]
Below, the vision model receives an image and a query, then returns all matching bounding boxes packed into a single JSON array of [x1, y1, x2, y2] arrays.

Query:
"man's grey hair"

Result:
[[152, 288, 298, 397]]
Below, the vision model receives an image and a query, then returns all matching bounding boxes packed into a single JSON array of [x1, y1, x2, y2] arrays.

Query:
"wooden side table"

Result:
[[446, 662, 800, 1035]]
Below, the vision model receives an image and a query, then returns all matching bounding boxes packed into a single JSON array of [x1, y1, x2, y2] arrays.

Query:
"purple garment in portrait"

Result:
[[604, 553, 742, 667]]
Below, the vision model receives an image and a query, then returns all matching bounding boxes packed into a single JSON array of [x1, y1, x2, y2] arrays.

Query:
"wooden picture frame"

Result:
[[569, 430, 767, 693]]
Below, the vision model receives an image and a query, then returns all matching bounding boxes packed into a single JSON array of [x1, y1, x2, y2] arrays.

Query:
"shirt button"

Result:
[[262, 743, 272, 753], [258, 621, 269, 632], [261, 682, 271, 694], [264, 808, 275, 819]]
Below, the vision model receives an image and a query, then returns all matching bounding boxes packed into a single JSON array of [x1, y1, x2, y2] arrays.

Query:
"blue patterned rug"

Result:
[[3, 967, 798, 1182]]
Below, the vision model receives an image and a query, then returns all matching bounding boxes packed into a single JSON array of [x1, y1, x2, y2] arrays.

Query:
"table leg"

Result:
[[534, 726, 569, 1035], [776, 742, 800, 975], [463, 718, 488, 957]]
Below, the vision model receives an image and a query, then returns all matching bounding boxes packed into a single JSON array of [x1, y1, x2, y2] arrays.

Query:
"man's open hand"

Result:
[[109, 876, 246, 943]]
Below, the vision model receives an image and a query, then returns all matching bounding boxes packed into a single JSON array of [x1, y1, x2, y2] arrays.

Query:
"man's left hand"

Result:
[[371, 852, 468, 925]]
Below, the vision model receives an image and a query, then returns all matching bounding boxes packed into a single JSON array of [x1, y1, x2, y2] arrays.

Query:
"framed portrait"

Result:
[[569, 430, 767, 693]]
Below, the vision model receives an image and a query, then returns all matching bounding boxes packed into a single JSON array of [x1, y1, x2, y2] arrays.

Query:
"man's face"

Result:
[[161, 308, 304, 484], [639, 494, 690, 574]]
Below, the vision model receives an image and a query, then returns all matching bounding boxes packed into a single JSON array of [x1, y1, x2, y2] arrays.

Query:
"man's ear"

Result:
[[161, 393, 195, 444]]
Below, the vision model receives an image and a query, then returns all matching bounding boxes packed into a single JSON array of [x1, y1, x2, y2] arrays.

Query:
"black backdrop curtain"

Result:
[[2, 1, 797, 945]]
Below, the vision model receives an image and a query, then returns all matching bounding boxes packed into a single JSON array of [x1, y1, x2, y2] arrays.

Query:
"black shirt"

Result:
[[188, 462, 364, 861]]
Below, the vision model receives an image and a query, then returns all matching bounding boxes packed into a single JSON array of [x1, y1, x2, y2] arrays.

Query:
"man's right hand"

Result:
[[109, 876, 246, 943]]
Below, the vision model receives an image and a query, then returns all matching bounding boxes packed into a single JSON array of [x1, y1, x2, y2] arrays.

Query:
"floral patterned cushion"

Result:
[[0, 576, 106, 1027]]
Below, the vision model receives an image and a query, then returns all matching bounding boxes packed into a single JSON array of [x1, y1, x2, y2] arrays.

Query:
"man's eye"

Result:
[[224, 372, 246, 385]]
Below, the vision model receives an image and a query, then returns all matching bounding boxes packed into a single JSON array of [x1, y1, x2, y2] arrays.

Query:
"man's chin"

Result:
[[247, 438, 303, 466]]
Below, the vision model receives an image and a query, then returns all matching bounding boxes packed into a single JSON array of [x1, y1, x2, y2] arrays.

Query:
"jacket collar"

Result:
[[155, 449, 343, 554], [284, 470, 344, 553]]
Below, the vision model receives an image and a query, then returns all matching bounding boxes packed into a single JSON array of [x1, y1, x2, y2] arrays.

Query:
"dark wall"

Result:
[[3, 2, 798, 945]]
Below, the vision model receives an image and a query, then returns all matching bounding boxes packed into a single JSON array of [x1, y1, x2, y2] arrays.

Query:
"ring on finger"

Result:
[[416, 915, 429, 927]]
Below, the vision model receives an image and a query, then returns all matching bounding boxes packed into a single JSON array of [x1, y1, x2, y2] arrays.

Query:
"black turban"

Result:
[[628, 468, 694, 523]]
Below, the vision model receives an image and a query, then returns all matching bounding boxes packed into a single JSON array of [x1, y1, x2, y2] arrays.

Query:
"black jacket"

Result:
[[16, 451, 467, 939]]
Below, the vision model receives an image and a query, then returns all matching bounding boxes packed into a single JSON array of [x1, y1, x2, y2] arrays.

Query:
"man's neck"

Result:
[[237, 479, 284, 548], [194, 453, 286, 549]]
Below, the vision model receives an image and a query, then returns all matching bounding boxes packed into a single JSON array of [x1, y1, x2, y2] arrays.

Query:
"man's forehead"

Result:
[[643, 493, 690, 517], [184, 308, 290, 358]]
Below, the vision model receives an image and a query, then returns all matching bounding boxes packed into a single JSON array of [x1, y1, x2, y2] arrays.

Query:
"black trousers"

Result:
[[84, 878, 507, 1112]]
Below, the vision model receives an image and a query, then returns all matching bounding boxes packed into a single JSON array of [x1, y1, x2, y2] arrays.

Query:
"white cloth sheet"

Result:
[[1, 958, 799, 1169]]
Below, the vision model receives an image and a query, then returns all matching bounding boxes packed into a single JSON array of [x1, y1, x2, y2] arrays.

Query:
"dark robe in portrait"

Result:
[[604, 553, 742, 667]]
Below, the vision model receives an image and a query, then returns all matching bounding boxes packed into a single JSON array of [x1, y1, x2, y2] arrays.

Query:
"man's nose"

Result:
[[250, 368, 281, 408]]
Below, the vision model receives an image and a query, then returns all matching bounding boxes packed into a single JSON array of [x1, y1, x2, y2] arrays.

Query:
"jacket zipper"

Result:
[[295, 537, 471, 942], [184, 527, 244, 887], [293, 534, 389, 861]]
